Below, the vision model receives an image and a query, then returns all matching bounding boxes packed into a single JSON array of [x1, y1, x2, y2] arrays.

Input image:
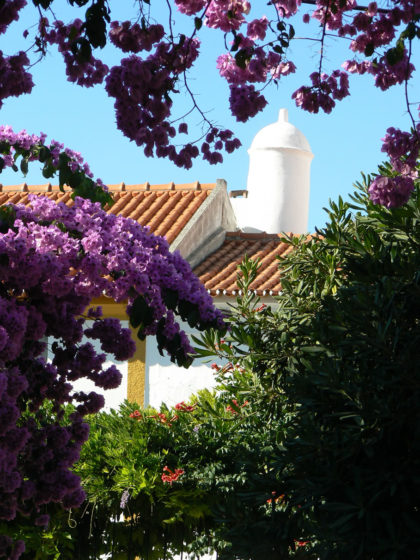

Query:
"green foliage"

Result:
[[0, 139, 113, 207], [0, 509, 75, 560], [19, 391, 291, 559], [73, 394, 295, 560], [195, 173, 420, 559], [14, 171, 420, 559]]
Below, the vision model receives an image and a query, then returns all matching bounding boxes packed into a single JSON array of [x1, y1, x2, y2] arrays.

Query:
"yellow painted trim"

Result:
[[88, 298, 147, 406], [127, 329, 146, 407]]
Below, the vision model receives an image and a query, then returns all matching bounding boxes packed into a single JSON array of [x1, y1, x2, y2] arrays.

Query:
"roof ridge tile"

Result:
[[225, 231, 286, 240], [107, 182, 126, 192]]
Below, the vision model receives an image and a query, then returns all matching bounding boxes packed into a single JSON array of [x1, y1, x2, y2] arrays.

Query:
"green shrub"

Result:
[[14, 171, 420, 559]]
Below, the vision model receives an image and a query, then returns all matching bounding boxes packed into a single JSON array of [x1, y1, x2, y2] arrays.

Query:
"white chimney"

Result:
[[231, 109, 313, 233]]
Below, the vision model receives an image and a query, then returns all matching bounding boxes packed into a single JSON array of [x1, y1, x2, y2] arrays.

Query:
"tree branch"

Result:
[[301, 0, 390, 15]]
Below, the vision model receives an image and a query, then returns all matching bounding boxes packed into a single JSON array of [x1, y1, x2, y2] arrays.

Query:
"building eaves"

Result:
[[193, 231, 302, 296], [0, 182, 215, 244]]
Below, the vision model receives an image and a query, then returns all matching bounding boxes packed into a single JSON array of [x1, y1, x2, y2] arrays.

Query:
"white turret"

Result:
[[230, 109, 313, 233]]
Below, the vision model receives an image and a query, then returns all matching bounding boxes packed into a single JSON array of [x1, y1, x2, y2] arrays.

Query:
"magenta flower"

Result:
[[368, 175, 415, 208]]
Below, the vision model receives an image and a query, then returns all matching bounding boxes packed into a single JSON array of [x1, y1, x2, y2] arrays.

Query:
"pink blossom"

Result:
[[0, 50, 33, 108], [109, 20, 164, 52], [368, 175, 415, 208], [0, 0, 26, 35], [229, 84, 268, 122], [247, 17, 268, 40], [274, 0, 302, 18], [271, 60, 296, 79], [381, 125, 420, 174], [205, 1, 251, 32], [175, 0, 207, 16], [292, 70, 349, 114]]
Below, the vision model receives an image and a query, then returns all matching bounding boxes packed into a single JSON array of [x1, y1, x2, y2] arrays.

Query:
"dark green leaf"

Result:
[[20, 158, 28, 175], [0, 141, 10, 154], [129, 295, 154, 330], [364, 43, 375, 57], [38, 146, 50, 163], [235, 49, 249, 69], [32, 0, 53, 8], [162, 288, 178, 311], [194, 17, 202, 30], [288, 25, 295, 40], [85, 2, 109, 49]]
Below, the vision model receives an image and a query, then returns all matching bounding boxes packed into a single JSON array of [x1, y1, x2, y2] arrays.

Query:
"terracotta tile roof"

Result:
[[0, 181, 215, 244], [193, 232, 299, 296]]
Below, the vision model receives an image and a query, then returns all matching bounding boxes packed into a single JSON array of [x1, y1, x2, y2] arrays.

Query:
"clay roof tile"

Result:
[[0, 182, 303, 298], [193, 232, 296, 296], [0, 182, 216, 244]]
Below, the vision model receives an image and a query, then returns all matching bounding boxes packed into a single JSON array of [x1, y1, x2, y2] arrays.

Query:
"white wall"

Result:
[[231, 109, 313, 234], [145, 325, 218, 409]]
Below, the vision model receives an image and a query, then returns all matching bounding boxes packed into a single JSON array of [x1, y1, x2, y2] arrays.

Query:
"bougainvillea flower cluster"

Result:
[[0, 193, 223, 558], [368, 174, 415, 208], [43, 18, 109, 87], [0, 125, 112, 207]]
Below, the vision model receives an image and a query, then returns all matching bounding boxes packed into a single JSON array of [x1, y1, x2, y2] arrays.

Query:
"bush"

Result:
[[14, 169, 420, 559]]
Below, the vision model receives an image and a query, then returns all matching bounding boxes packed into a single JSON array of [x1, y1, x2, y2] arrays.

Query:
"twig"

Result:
[[300, 0, 389, 14]]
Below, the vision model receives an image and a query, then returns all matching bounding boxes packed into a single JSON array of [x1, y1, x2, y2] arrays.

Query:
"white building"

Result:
[[0, 109, 313, 410]]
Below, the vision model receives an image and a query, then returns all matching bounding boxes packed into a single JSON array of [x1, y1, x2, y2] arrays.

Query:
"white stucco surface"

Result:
[[250, 108, 312, 152], [231, 108, 313, 234], [145, 332, 218, 409]]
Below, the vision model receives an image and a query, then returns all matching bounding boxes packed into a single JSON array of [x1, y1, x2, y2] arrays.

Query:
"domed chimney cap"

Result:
[[249, 108, 312, 153]]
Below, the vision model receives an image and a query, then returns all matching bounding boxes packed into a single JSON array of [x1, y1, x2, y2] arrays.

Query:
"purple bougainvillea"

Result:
[[368, 175, 415, 208], [2, 0, 419, 184], [0, 194, 223, 557]]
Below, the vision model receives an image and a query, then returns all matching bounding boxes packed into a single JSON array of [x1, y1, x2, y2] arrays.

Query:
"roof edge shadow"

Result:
[[186, 227, 227, 269], [170, 179, 238, 260]]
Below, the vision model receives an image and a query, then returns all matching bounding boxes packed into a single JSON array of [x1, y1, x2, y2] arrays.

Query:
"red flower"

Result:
[[294, 539, 309, 547], [129, 409, 142, 419], [175, 401, 197, 412], [161, 466, 185, 484], [226, 399, 249, 414], [266, 492, 285, 504], [148, 412, 177, 426]]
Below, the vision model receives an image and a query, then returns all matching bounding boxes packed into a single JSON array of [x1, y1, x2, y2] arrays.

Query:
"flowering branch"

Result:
[[0, 189, 224, 557], [0, 126, 112, 207], [1, 3, 420, 198]]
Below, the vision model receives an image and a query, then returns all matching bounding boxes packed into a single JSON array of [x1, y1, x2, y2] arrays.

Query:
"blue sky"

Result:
[[1, 2, 418, 230]]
